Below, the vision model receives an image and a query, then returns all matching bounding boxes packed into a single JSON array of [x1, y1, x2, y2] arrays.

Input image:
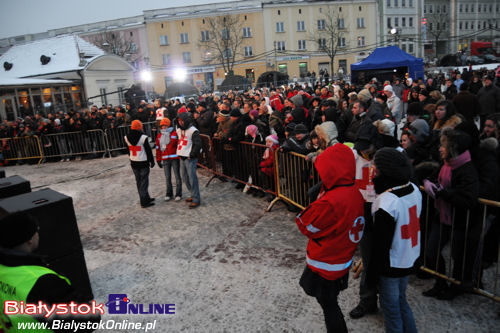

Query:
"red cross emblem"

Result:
[[349, 216, 365, 243], [356, 167, 372, 190], [401, 205, 420, 248], [177, 135, 188, 151], [129, 145, 141, 157]]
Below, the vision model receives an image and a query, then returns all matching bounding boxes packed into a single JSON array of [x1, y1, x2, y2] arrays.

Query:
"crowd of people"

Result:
[[2, 65, 500, 332]]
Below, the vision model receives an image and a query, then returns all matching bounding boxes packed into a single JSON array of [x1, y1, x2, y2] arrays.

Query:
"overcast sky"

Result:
[[0, 0, 236, 39]]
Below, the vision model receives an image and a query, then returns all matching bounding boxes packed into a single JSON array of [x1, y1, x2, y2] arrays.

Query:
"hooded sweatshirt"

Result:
[[296, 143, 365, 280]]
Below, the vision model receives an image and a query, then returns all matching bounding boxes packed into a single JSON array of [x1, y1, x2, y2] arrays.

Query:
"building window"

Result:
[[278, 10, 280, 15], [338, 37, 346, 48], [338, 18, 345, 29], [409, 0, 413, 7], [387, 0, 390, 7], [395, 17, 399, 27], [357, 36, 365, 46], [221, 29, 230, 40], [387, 17, 391, 28], [402, 44, 407, 52], [401, 0, 405, 7], [357, 18, 365, 28], [180, 33, 189, 44], [246, 68, 255, 82], [162, 54, 170, 65], [297, 21, 305, 31], [437, 22, 440, 30], [161, 23, 164, 29], [409, 17, 413, 27], [130, 32, 133, 37], [459, 22, 463, 29], [408, 43, 414, 53], [424, 5, 426, 14], [359, 6, 362, 11], [130, 42, 138, 52], [182, 52, 191, 63], [443, 5, 446, 13], [100, 88, 107, 106], [278, 63, 287, 74], [299, 62, 308, 77], [160, 35, 168, 46], [465, 22, 468, 30], [465, 4, 468, 13], [244, 46, 253, 57], [243, 27, 252, 37], [429, 22, 433, 31], [299, 9, 302, 14], [436, 5, 440, 13], [318, 19, 326, 30], [201, 30, 210, 41], [298, 39, 306, 50], [443, 22, 446, 30], [459, 4, 463, 13], [478, 4, 481, 12], [318, 38, 326, 49], [223, 48, 232, 58], [394, 0, 398, 7], [471, 4, 474, 12], [276, 22, 285, 32], [402, 17, 406, 27], [276, 41, 286, 51], [429, 4, 433, 13]]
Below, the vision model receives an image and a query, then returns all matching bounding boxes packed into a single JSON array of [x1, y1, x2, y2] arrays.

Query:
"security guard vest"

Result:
[[125, 135, 148, 162], [0, 264, 70, 333]]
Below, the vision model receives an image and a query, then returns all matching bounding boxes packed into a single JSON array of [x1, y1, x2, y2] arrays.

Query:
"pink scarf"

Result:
[[436, 150, 471, 225]]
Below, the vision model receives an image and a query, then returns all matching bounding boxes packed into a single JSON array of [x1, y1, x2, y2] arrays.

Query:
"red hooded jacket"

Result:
[[296, 143, 365, 280], [155, 129, 179, 161]]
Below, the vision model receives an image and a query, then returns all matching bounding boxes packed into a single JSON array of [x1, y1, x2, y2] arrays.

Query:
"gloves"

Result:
[[150, 161, 155, 168], [423, 179, 438, 199], [157, 161, 163, 168]]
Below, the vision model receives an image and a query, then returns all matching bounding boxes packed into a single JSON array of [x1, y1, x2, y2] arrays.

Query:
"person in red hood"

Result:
[[296, 143, 365, 333]]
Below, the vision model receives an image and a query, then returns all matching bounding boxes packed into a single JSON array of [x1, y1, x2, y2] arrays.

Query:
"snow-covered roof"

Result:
[[0, 77, 73, 86], [0, 35, 105, 79]]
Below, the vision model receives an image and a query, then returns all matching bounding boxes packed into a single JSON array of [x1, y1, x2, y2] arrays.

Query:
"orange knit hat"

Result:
[[160, 118, 171, 127], [131, 120, 143, 130]]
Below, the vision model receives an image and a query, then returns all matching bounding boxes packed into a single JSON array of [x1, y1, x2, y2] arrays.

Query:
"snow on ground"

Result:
[[4, 155, 499, 332]]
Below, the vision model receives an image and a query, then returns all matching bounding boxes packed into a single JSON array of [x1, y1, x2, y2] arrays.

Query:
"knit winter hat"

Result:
[[383, 85, 394, 93], [266, 134, 279, 145], [245, 124, 258, 138], [249, 109, 259, 118], [131, 120, 143, 130], [408, 119, 430, 143], [160, 118, 171, 127], [285, 122, 297, 133], [357, 89, 372, 103], [0, 212, 39, 248], [294, 124, 308, 134], [374, 148, 412, 183]]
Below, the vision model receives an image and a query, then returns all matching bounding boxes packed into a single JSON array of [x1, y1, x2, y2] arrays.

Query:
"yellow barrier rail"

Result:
[[0, 135, 43, 165]]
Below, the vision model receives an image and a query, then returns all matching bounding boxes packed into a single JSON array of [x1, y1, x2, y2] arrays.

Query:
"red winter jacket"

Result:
[[155, 129, 179, 161], [270, 95, 284, 112], [259, 145, 278, 176], [296, 143, 365, 280]]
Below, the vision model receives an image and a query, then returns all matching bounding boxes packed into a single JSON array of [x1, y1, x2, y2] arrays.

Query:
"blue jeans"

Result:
[[180, 157, 200, 203], [132, 167, 151, 206], [378, 276, 417, 333], [162, 159, 182, 197]]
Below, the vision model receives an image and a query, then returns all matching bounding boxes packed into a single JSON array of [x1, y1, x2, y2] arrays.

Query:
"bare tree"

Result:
[[88, 31, 140, 63], [426, 13, 450, 59], [308, 5, 347, 77], [198, 14, 245, 75]]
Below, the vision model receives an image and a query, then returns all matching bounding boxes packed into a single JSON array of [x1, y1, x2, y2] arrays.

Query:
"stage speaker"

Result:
[[0, 175, 30, 199], [0, 188, 93, 301], [0, 169, 5, 178]]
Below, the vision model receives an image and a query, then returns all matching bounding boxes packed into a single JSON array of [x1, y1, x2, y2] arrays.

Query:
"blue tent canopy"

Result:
[[350, 46, 424, 82]]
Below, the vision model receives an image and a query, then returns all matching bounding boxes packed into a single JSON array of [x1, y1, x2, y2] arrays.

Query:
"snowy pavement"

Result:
[[4, 155, 499, 332]]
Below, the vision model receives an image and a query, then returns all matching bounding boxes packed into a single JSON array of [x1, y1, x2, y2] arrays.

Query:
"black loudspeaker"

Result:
[[0, 175, 31, 199], [0, 188, 93, 301], [0, 170, 5, 178]]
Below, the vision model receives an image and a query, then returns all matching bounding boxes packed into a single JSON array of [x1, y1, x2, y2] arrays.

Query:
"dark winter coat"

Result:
[[453, 91, 480, 121], [477, 84, 500, 116], [196, 109, 216, 136]]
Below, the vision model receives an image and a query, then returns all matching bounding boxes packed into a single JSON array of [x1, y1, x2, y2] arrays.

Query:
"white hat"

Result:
[[383, 85, 394, 93]]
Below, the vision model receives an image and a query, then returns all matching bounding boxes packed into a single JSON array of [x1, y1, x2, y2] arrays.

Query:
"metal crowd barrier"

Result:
[[40, 130, 107, 161], [268, 150, 320, 211], [0, 136, 43, 165], [105, 121, 157, 154], [420, 192, 500, 302], [200, 137, 278, 199]]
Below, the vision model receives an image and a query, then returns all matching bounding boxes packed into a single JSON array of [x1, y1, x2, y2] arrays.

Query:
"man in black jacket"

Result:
[[125, 120, 155, 208]]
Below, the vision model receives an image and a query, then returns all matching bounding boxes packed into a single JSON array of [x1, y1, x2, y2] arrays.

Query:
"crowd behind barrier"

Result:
[[1, 67, 499, 306]]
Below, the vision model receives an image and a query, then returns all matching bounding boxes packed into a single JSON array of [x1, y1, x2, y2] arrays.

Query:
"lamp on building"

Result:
[[390, 27, 402, 48], [173, 67, 187, 82]]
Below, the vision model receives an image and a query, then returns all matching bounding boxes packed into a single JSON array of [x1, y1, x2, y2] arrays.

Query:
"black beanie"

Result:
[[294, 124, 308, 134], [407, 102, 423, 116], [374, 148, 412, 183], [230, 108, 241, 117], [0, 212, 39, 248]]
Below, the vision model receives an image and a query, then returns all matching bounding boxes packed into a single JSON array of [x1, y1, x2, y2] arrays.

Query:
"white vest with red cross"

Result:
[[372, 183, 422, 269], [353, 149, 376, 203], [125, 134, 148, 161], [156, 107, 166, 120], [176, 126, 198, 157]]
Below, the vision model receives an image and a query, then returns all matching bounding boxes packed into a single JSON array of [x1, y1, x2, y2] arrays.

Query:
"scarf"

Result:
[[160, 127, 173, 151], [436, 150, 471, 225]]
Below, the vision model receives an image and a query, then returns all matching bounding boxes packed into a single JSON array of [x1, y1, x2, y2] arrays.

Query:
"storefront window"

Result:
[[17, 90, 31, 118], [245, 69, 255, 82], [278, 64, 288, 75], [53, 93, 64, 112], [72, 86, 82, 108], [299, 62, 308, 77], [63, 86, 73, 111]]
